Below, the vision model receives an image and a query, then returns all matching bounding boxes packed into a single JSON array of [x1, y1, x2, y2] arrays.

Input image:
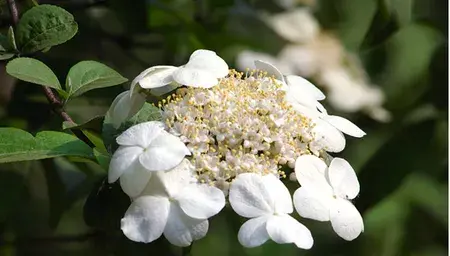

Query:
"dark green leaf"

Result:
[[94, 148, 111, 171], [102, 103, 162, 153], [0, 167, 26, 222], [83, 178, 129, 230], [382, 24, 443, 109], [0, 29, 16, 60], [15, 4, 78, 53], [62, 115, 104, 133], [65, 61, 128, 98], [0, 127, 94, 163], [6, 57, 61, 90]]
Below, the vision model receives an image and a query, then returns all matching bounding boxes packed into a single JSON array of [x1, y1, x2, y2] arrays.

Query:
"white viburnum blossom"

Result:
[[109, 49, 366, 250], [121, 159, 225, 246], [108, 121, 191, 197], [229, 173, 313, 249], [130, 49, 229, 96], [293, 155, 364, 241], [308, 106, 366, 154]]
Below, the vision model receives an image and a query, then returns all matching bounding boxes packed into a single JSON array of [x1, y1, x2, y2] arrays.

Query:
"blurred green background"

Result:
[[0, 0, 447, 255]]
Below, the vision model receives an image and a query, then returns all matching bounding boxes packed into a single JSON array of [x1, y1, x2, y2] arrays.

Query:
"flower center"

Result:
[[161, 70, 316, 191]]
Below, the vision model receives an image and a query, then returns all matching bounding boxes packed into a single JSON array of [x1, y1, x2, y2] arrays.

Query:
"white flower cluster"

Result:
[[106, 49, 365, 249], [236, 8, 391, 121]]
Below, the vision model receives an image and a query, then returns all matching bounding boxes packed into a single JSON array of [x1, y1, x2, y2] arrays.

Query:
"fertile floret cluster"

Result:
[[162, 70, 316, 193]]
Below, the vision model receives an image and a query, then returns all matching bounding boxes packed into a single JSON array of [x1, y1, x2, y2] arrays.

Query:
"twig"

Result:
[[41, 87, 74, 123], [5, 0, 19, 25], [5, 0, 94, 147]]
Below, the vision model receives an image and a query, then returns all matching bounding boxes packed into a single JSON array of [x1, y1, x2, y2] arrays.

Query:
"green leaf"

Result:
[[0, 167, 26, 222], [382, 24, 443, 109], [83, 179, 129, 230], [62, 115, 104, 133], [6, 57, 61, 90], [123, 102, 162, 126], [0, 52, 14, 61], [102, 103, 161, 153], [0, 29, 16, 60], [0, 128, 94, 163], [65, 61, 128, 98], [7, 26, 18, 52], [15, 4, 78, 54], [362, 195, 408, 256], [94, 148, 110, 171]]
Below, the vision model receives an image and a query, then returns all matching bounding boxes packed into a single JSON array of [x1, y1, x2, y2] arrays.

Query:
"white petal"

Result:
[[261, 174, 293, 214], [108, 146, 143, 183], [142, 159, 196, 198], [163, 203, 209, 247], [237, 216, 270, 248], [266, 214, 314, 249], [172, 67, 219, 88], [116, 121, 165, 148], [139, 130, 190, 171], [121, 196, 170, 243], [316, 102, 328, 114], [330, 198, 364, 241], [285, 86, 318, 110], [293, 187, 331, 221], [328, 158, 360, 200], [311, 118, 346, 152], [130, 65, 178, 93], [254, 60, 284, 82], [119, 164, 152, 198], [177, 184, 225, 219], [295, 155, 332, 194], [288, 101, 321, 119], [186, 49, 229, 78], [229, 173, 274, 218], [150, 83, 180, 96], [285, 75, 325, 100], [323, 115, 366, 138], [105, 90, 146, 129]]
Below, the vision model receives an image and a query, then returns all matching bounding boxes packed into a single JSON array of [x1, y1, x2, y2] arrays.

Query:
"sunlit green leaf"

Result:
[[0, 128, 94, 163], [6, 57, 61, 90], [65, 61, 128, 98]]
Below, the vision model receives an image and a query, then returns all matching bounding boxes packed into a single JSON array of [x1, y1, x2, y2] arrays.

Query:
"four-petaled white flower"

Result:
[[121, 159, 225, 246], [229, 173, 314, 249], [293, 155, 364, 241], [108, 121, 191, 197], [131, 49, 229, 96], [309, 108, 366, 153]]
